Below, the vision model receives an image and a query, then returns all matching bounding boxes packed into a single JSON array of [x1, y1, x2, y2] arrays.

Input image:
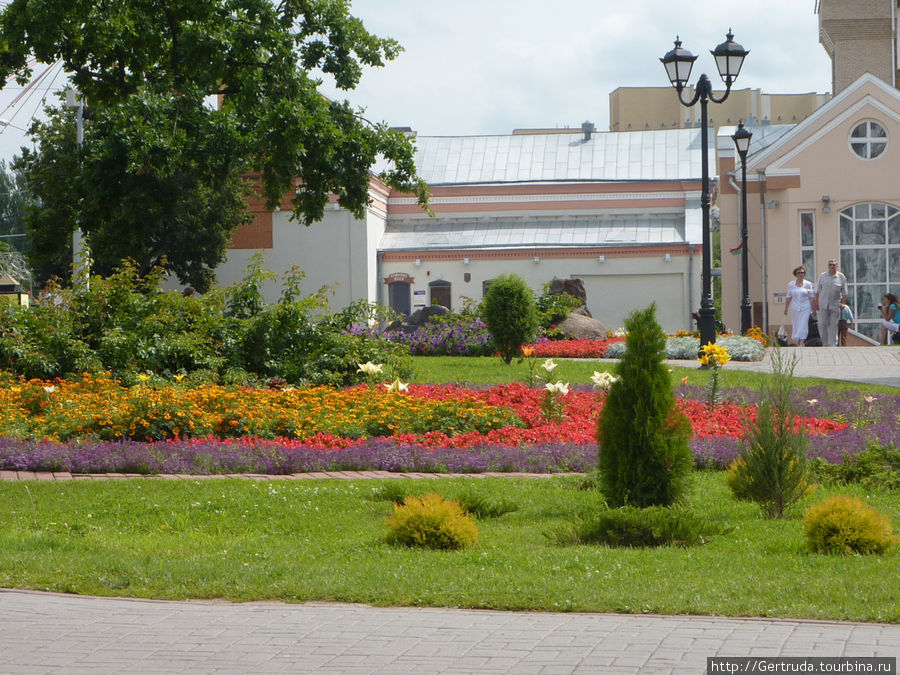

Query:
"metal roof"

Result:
[[380, 214, 686, 251], [411, 128, 711, 185]]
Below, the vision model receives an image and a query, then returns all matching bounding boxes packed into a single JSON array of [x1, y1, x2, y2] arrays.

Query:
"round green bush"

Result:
[[803, 495, 896, 555], [482, 274, 538, 364], [384, 493, 479, 550]]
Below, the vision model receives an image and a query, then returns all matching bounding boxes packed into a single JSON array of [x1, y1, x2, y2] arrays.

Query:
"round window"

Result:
[[849, 121, 888, 159]]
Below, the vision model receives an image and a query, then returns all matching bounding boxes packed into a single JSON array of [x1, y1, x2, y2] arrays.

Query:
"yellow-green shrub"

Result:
[[803, 495, 896, 555], [384, 493, 479, 550]]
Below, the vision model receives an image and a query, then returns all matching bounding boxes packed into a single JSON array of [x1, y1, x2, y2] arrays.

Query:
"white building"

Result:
[[216, 125, 712, 333]]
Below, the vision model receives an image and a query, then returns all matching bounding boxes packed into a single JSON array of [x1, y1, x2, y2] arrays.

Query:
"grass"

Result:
[[410, 355, 900, 396], [1, 353, 897, 621], [0, 473, 897, 621]]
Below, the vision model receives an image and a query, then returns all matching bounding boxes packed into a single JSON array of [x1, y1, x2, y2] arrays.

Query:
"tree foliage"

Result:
[[596, 304, 693, 508], [482, 274, 538, 364], [0, 0, 428, 290]]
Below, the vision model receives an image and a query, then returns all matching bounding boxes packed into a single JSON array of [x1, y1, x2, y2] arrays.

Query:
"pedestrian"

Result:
[[814, 259, 848, 347], [784, 265, 815, 346], [838, 302, 854, 346], [879, 292, 900, 345]]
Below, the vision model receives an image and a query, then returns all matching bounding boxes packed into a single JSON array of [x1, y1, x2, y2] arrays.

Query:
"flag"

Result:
[[729, 242, 744, 255]]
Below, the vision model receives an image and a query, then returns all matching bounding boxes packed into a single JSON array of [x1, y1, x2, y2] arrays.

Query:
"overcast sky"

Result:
[[0, 0, 832, 163]]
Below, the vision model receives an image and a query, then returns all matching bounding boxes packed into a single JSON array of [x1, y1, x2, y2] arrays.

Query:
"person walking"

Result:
[[784, 265, 816, 346], [838, 302, 854, 346], [815, 259, 848, 347]]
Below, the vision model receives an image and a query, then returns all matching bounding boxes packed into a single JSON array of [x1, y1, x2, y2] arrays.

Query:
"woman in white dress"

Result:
[[783, 266, 816, 346]]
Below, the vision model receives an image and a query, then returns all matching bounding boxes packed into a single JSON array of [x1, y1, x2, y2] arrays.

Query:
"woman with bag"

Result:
[[784, 265, 816, 346]]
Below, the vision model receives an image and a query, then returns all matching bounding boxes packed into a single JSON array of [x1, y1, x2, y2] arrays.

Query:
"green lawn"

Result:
[[0, 355, 897, 621], [410, 355, 898, 396], [0, 473, 897, 622]]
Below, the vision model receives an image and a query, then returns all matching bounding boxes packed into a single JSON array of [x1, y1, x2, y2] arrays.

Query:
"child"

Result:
[[838, 302, 854, 346]]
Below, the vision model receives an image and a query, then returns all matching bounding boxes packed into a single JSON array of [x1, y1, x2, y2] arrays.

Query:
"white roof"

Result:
[[411, 128, 711, 185], [380, 214, 687, 251]]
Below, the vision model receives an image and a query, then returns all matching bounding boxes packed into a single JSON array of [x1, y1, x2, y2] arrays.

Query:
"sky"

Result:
[[0, 0, 832, 163]]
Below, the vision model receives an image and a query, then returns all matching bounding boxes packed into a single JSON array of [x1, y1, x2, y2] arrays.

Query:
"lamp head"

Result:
[[660, 37, 697, 92], [731, 121, 752, 158], [711, 30, 749, 86]]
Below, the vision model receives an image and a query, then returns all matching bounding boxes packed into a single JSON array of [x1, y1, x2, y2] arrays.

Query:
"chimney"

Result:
[[581, 120, 595, 141]]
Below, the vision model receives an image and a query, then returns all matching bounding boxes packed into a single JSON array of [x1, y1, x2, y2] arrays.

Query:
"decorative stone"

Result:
[[558, 312, 608, 340]]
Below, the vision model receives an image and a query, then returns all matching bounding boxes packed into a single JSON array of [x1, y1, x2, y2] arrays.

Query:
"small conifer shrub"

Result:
[[726, 349, 814, 518], [482, 274, 538, 364], [384, 493, 479, 550], [803, 495, 896, 555], [596, 304, 693, 507]]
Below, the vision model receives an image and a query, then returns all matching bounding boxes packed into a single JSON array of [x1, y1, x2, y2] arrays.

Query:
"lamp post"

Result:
[[661, 31, 749, 349], [731, 121, 753, 334]]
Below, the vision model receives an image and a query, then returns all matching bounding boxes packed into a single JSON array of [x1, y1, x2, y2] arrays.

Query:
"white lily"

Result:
[[541, 358, 558, 374], [356, 361, 383, 376], [384, 378, 409, 393], [545, 381, 569, 395], [590, 371, 619, 391]]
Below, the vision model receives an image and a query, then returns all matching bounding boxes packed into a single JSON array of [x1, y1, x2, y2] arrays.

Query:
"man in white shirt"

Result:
[[815, 259, 848, 347]]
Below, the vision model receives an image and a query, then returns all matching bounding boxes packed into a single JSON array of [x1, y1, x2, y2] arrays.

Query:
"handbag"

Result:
[[776, 324, 787, 341]]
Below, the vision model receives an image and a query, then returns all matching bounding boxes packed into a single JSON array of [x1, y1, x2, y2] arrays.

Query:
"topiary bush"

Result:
[[726, 349, 814, 518], [596, 304, 694, 507], [384, 493, 479, 550], [482, 274, 538, 364], [803, 495, 896, 555]]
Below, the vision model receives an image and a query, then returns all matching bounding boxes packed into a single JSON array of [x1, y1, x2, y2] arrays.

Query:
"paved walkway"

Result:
[[672, 345, 900, 388], [1, 590, 898, 674], [1, 346, 899, 673]]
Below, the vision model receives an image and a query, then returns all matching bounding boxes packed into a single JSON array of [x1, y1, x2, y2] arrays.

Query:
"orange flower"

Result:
[[521, 345, 535, 357]]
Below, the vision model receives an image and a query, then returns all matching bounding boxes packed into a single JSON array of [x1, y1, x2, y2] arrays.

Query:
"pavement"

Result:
[[1, 590, 898, 674], [663, 345, 900, 388], [1, 345, 899, 673]]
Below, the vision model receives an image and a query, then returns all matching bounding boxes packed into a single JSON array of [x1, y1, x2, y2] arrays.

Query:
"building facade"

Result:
[[215, 127, 711, 333], [717, 74, 900, 342]]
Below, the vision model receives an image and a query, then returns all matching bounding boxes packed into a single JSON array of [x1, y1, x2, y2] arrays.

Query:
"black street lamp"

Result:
[[732, 121, 753, 334], [661, 31, 749, 349]]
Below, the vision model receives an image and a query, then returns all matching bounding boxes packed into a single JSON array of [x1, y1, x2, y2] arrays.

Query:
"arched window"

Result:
[[429, 279, 451, 309], [838, 202, 900, 340]]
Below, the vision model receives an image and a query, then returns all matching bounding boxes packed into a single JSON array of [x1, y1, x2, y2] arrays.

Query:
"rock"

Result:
[[387, 304, 450, 332], [558, 312, 608, 340], [549, 278, 587, 306]]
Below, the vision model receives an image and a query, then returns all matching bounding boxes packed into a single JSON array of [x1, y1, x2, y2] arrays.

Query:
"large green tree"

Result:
[[0, 0, 428, 291]]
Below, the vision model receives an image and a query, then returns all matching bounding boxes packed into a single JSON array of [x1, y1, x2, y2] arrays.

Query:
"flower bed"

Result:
[[0, 370, 875, 476]]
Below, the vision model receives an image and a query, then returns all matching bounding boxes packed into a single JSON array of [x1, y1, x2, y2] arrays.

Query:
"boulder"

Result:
[[387, 304, 450, 332], [557, 312, 608, 340], [548, 278, 591, 317]]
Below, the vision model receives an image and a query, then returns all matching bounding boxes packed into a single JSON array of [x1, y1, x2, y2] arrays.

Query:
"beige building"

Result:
[[718, 73, 900, 343], [609, 87, 830, 132], [817, 0, 900, 94]]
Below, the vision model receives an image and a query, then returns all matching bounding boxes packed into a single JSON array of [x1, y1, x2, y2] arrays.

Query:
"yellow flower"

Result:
[[137, 374, 151, 382], [173, 373, 186, 383]]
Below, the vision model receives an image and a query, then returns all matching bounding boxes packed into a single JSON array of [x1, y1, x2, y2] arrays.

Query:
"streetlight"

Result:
[[731, 121, 753, 334], [660, 30, 749, 349]]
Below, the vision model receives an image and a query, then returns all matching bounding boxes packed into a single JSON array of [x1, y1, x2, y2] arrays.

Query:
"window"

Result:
[[800, 211, 815, 276], [849, 121, 888, 159], [428, 280, 451, 309], [839, 203, 900, 340]]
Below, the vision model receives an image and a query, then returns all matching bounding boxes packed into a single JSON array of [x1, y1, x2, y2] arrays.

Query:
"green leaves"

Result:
[[0, 0, 428, 288]]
